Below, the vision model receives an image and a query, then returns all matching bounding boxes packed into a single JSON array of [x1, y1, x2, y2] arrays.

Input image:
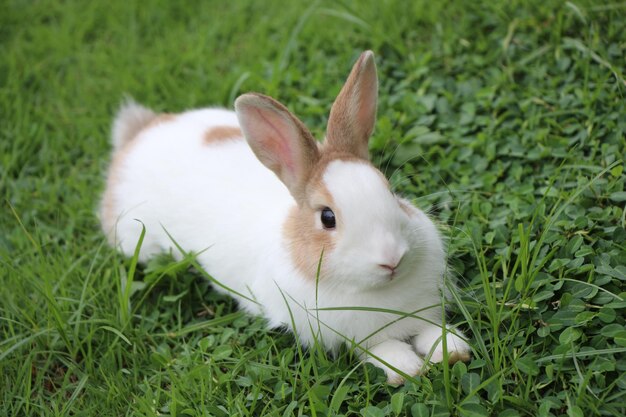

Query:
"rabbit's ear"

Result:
[[325, 51, 378, 160], [235, 93, 320, 202]]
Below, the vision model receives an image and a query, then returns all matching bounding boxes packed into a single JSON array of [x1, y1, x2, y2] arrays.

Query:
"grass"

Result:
[[1, 0, 625, 415]]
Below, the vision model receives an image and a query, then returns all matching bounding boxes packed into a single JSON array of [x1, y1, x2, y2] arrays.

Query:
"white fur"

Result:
[[104, 53, 470, 383], [107, 108, 289, 316], [413, 325, 470, 363], [366, 340, 425, 385], [111, 99, 157, 150], [104, 107, 470, 383]]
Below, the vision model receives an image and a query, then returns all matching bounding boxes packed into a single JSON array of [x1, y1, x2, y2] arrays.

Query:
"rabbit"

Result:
[[100, 51, 471, 384]]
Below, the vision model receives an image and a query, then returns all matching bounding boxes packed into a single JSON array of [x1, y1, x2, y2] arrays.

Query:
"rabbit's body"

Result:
[[102, 52, 470, 384], [103, 108, 290, 317]]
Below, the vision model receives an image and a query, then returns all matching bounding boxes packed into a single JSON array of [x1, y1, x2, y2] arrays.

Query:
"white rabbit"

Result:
[[100, 51, 470, 384]]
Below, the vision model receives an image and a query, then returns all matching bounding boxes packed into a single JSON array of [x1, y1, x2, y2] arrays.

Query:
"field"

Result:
[[1, 0, 625, 416]]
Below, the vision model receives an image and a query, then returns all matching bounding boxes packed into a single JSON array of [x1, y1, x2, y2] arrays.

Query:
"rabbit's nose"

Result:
[[377, 248, 406, 276], [380, 238, 408, 264]]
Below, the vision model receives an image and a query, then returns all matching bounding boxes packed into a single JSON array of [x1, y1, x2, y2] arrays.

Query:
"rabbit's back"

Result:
[[101, 107, 294, 303]]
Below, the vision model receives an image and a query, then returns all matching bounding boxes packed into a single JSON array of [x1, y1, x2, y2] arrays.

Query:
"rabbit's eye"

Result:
[[321, 207, 336, 230]]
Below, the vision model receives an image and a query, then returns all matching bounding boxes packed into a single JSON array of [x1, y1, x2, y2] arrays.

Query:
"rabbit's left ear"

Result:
[[235, 93, 320, 203], [325, 51, 378, 160]]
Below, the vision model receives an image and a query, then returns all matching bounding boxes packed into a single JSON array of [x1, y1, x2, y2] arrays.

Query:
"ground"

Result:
[[1, 0, 625, 416]]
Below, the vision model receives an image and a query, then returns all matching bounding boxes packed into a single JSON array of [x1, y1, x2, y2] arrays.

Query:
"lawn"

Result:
[[1, 0, 625, 416]]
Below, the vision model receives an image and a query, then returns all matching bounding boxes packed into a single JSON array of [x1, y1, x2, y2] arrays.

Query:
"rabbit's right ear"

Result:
[[235, 93, 320, 202], [325, 50, 378, 160]]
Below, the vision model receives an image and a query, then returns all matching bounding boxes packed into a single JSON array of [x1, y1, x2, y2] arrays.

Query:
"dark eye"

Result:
[[320, 207, 336, 230]]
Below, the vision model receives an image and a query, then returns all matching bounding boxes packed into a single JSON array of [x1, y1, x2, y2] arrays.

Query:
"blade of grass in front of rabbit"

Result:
[[440, 289, 453, 409], [314, 247, 324, 348], [160, 224, 261, 306], [118, 219, 145, 328], [282, 291, 428, 382], [274, 282, 315, 385], [131, 254, 196, 317]]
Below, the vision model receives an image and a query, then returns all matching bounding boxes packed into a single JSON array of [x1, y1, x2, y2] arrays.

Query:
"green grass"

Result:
[[1, 0, 625, 415]]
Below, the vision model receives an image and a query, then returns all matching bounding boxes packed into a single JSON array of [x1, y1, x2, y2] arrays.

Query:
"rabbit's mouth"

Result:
[[367, 270, 404, 289]]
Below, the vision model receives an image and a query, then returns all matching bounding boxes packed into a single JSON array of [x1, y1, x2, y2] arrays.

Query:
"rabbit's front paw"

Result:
[[413, 326, 471, 364], [365, 339, 426, 385]]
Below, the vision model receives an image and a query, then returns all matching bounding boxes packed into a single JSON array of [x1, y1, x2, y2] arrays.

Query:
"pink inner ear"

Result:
[[254, 108, 295, 175]]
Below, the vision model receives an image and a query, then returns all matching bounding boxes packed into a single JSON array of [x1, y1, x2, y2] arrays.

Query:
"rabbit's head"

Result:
[[235, 51, 444, 291]]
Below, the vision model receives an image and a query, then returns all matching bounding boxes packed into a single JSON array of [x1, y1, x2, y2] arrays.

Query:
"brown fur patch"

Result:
[[447, 350, 471, 364], [283, 203, 336, 281], [100, 113, 176, 239], [282, 165, 340, 280], [100, 148, 129, 242], [398, 198, 416, 217], [326, 51, 377, 160], [144, 113, 176, 130], [283, 152, 380, 280], [203, 126, 242, 145]]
